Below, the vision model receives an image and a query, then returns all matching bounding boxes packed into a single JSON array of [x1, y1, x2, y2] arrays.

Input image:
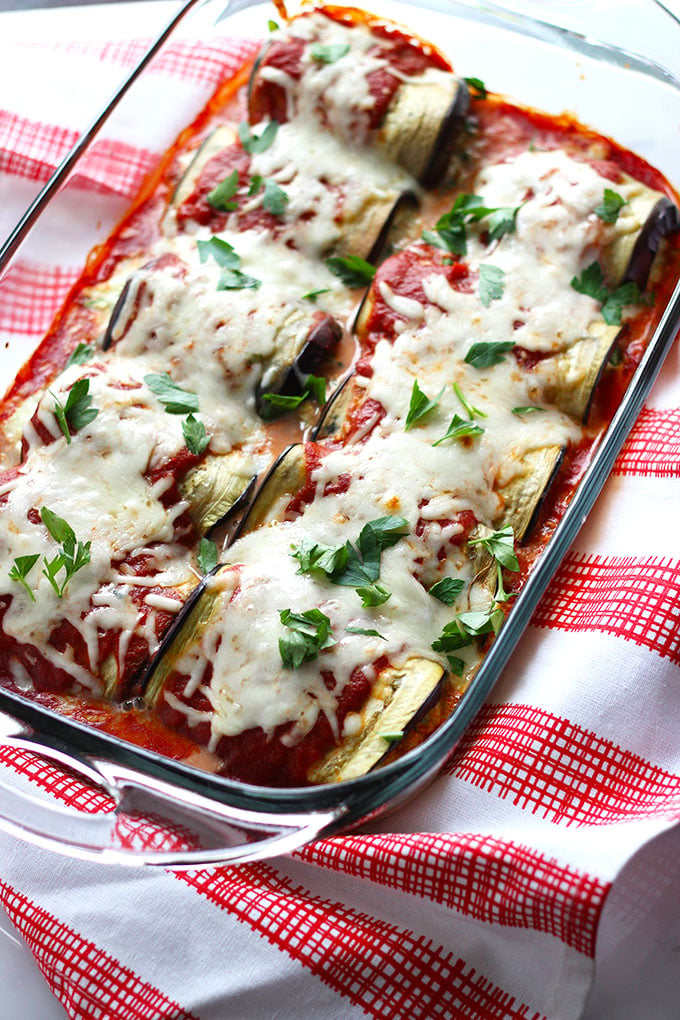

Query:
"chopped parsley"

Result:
[[594, 188, 627, 224], [468, 525, 519, 571], [464, 340, 515, 369], [428, 576, 465, 605], [197, 537, 218, 575], [432, 414, 484, 447], [40, 507, 91, 598], [291, 516, 408, 607], [570, 261, 641, 326], [197, 235, 261, 291], [279, 608, 336, 669], [8, 554, 40, 602], [326, 254, 376, 288], [464, 76, 487, 99], [302, 288, 331, 302], [262, 178, 289, 217], [206, 169, 239, 212], [182, 414, 209, 455], [310, 42, 350, 63], [260, 374, 327, 417], [453, 382, 486, 419], [380, 731, 404, 743], [422, 193, 522, 256], [248, 174, 263, 196], [478, 264, 505, 307], [346, 625, 386, 639], [268, 19, 279, 31], [66, 343, 95, 368], [145, 373, 199, 415], [512, 405, 545, 415], [238, 120, 279, 155], [404, 380, 444, 431], [51, 378, 99, 444]]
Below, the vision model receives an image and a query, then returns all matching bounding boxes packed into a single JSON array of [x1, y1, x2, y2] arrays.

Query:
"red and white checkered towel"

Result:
[[1, 7, 680, 1018]]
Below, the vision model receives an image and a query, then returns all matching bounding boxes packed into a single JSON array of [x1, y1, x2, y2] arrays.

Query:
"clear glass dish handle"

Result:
[[0, 730, 345, 867]]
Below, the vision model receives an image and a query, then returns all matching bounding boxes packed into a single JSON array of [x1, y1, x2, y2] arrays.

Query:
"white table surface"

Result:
[[1, 2, 679, 1017]]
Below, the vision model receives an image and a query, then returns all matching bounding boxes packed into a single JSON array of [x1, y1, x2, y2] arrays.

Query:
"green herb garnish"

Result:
[[145, 373, 199, 415], [238, 120, 279, 155], [40, 507, 91, 597], [261, 374, 327, 416], [262, 178, 289, 217], [279, 608, 336, 669], [326, 254, 376, 288], [453, 382, 486, 419], [182, 414, 209, 455], [464, 76, 487, 99], [464, 340, 515, 369], [512, 405, 545, 415], [428, 577, 465, 605], [432, 414, 484, 447], [51, 378, 99, 444], [302, 288, 331, 302], [197, 537, 218, 575], [206, 169, 239, 212], [422, 193, 522, 256], [570, 261, 641, 325], [8, 554, 40, 602], [346, 625, 386, 639], [310, 42, 350, 63], [478, 264, 505, 307], [66, 343, 95, 368], [404, 380, 444, 431], [594, 188, 627, 224], [468, 525, 519, 571], [197, 236, 261, 291]]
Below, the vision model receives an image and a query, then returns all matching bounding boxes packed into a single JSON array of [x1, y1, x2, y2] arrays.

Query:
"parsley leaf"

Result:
[[356, 582, 391, 607], [197, 236, 240, 269], [512, 405, 545, 415], [261, 374, 327, 417], [66, 343, 95, 368], [8, 554, 40, 602], [302, 288, 331, 302], [428, 576, 465, 605], [248, 174, 263, 196], [217, 269, 261, 290], [182, 414, 209, 455], [464, 340, 515, 368], [570, 261, 641, 325], [380, 731, 404, 743], [404, 380, 444, 431], [262, 178, 289, 217], [478, 264, 505, 307], [145, 373, 199, 415], [197, 537, 218, 575], [51, 378, 99, 444], [268, 19, 279, 31], [423, 194, 521, 256], [206, 169, 239, 211], [432, 414, 484, 447], [468, 525, 519, 571], [594, 188, 627, 224], [279, 608, 336, 669], [326, 255, 376, 288], [453, 382, 486, 419], [238, 120, 279, 155], [293, 540, 349, 577], [40, 507, 91, 597], [464, 76, 487, 99], [346, 625, 386, 639], [292, 516, 408, 606], [432, 618, 472, 655], [310, 42, 350, 63]]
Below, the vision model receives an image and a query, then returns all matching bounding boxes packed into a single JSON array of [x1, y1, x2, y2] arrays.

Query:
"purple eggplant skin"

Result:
[[624, 197, 680, 290], [418, 80, 471, 189], [255, 313, 343, 418], [101, 277, 132, 351], [139, 568, 215, 697]]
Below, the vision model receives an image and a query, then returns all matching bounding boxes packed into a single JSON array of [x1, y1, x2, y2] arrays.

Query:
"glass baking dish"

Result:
[[0, 0, 679, 867]]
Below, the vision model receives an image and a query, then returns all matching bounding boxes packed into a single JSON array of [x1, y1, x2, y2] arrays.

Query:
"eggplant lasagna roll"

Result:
[[1, 5, 679, 784]]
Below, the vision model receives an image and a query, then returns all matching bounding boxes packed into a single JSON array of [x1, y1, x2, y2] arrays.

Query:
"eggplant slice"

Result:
[[378, 76, 470, 187], [308, 658, 446, 783], [255, 312, 343, 418], [180, 459, 257, 536], [170, 125, 237, 210]]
